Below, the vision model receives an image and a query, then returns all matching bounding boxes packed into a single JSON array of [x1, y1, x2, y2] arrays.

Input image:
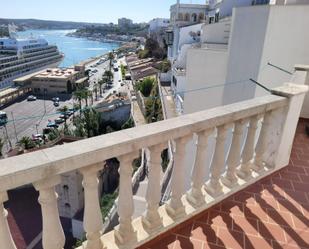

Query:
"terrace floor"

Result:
[[138, 119, 309, 249]]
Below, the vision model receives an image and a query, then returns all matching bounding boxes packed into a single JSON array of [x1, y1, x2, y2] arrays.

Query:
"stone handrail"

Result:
[[0, 83, 307, 249]]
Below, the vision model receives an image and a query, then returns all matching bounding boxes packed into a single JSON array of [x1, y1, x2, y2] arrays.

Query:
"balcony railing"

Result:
[[0, 83, 307, 249]]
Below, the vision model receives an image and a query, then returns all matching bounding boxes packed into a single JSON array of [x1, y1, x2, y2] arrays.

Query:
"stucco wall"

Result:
[[256, 5, 309, 96], [184, 47, 228, 114], [222, 6, 270, 105], [201, 19, 231, 44]]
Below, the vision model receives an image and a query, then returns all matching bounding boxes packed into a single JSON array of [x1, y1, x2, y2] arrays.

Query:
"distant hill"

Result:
[[0, 18, 104, 31]]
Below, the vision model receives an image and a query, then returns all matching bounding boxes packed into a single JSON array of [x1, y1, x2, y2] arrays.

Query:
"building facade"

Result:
[[118, 18, 133, 28], [14, 65, 88, 94]]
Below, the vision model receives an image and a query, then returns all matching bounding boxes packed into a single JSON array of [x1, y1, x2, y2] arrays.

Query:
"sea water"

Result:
[[17, 29, 120, 67]]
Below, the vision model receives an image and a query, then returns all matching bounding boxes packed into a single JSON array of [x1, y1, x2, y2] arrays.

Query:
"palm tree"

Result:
[[73, 90, 85, 111], [104, 70, 114, 82], [0, 138, 4, 158], [98, 79, 105, 97], [19, 136, 35, 150], [108, 51, 115, 71], [93, 83, 99, 101], [57, 105, 69, 125]]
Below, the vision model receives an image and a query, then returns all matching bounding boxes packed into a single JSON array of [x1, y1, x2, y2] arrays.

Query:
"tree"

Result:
[[104, 70, 114, 81], [0, 138, 4, 158], [57, 106, 69, 134], [73, 108, 101, 138], [73, 90, 86, 112], [136, 77, 155, 97], [18, 136, 35, 150], [108, 52, 115, 71], [98, 80, 104, 97], [93, 83, 99, 100]]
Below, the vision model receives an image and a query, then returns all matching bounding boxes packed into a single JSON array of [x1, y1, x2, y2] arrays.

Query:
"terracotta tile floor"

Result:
[[138, 119, 309, 249]]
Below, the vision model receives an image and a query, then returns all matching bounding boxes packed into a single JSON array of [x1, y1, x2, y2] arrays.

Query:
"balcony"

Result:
[[0, 83, 307, 249]]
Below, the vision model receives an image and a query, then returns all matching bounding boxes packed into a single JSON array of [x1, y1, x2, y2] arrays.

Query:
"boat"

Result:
[[0, 25, 64, 90]]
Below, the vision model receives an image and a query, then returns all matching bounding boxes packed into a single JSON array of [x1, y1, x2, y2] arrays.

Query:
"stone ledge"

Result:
[[0, 94, 287, 192]]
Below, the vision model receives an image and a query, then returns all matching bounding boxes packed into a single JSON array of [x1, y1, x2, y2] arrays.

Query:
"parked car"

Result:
[[55, 118, 65, 124], [32, 134, 43, 142], [47, 122, 59, 128], [52, 97, 60, 102], [27, 95, 37, 101], [53, 101, 60, 107]]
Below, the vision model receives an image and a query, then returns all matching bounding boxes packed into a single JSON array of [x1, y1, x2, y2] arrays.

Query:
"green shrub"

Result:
[[136, 77, 155, 97]]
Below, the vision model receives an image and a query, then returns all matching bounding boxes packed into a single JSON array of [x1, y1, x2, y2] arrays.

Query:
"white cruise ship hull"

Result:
[[0, 59, 63, 91]]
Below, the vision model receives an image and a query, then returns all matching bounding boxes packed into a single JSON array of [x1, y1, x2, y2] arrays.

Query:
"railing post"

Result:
[[142, 143, 166, 232], [205, 125, 229, 197], [252, 112, 272, 172], [221, 120, 245, 188], [0, 192, 17, 249], [114, 152, 138, 245], [236, 116, 259, 180], [187, 129, 213, 207], [166, 135, 191, 219], [270, 83, 309, 168], [33, 176, 65, 249], [80, 163, 105, 249]]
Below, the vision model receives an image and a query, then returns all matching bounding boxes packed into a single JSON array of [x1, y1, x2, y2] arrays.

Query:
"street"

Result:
[[0, 55, 124, 154]]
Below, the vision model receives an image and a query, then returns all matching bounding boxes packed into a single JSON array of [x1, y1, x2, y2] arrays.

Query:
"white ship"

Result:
[[0, 25, 64, 90]]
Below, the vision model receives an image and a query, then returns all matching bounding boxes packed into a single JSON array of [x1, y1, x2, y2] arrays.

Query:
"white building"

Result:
[[171, 1, 309, 191], [167, 0, 267, 107], [149, 18, 170, 34], [118, 18, 133, 28], [184, 2, 309, 114]]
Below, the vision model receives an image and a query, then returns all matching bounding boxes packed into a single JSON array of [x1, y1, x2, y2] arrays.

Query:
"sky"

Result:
[[1, 0, 207, 24]]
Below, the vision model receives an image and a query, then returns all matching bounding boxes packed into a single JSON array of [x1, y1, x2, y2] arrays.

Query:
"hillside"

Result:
[[0, 18, 104, 30]]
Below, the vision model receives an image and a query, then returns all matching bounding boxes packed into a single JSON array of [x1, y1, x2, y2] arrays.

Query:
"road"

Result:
[[0, 96, 74, 152], [0, 55, 124, 154]]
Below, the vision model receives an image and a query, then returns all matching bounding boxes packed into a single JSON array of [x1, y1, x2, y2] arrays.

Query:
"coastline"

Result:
[[66, 32, 127, 45]]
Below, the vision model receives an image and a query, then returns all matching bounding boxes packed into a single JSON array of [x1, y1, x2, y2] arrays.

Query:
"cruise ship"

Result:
[[0, 29, 64, 90]]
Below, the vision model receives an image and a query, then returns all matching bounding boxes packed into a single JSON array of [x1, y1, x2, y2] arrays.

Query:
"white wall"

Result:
[[184, 47, 228, 114], [222, 5, 309, 104], [172, 73, 186, 97], [222, 6, 270, 105], [178, 23, 203, 51], [256, 5, 309, 96], [201, 19, 231, 44]]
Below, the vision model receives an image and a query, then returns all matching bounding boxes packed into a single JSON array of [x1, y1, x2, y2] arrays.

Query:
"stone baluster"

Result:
[[187, 129, 213, 207], [0, 192, 17, 249], [142, 143, 166, 232], [33, 176, 65, 249], [252, 112, 272, 172], [166, 135, 191, 219], [237, 115, 259, 179], [80, 164, 104, 249], [221, 120, 246, 188], [205, 125, 229, 197], [115, 152, 138, 245]]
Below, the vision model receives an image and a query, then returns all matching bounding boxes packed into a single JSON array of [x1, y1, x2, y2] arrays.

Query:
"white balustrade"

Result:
[[33, 176, 65, 249], [0, 83, 306, 249], [221, 120, 246, 188], [114, 152, 138, 245], [166, 135, 191, 219], [80, 163, 105, 249], [252, 111, 272, 171], [0, 192, 17, 249], [205, 125, 229, 197], [187, 129, 213, 206], [142, 143, 166, 232], [237, 115, 259, 180]]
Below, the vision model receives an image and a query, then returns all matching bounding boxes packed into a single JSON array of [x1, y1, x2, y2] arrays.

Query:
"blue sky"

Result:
[[2, 0, 207, 23]]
